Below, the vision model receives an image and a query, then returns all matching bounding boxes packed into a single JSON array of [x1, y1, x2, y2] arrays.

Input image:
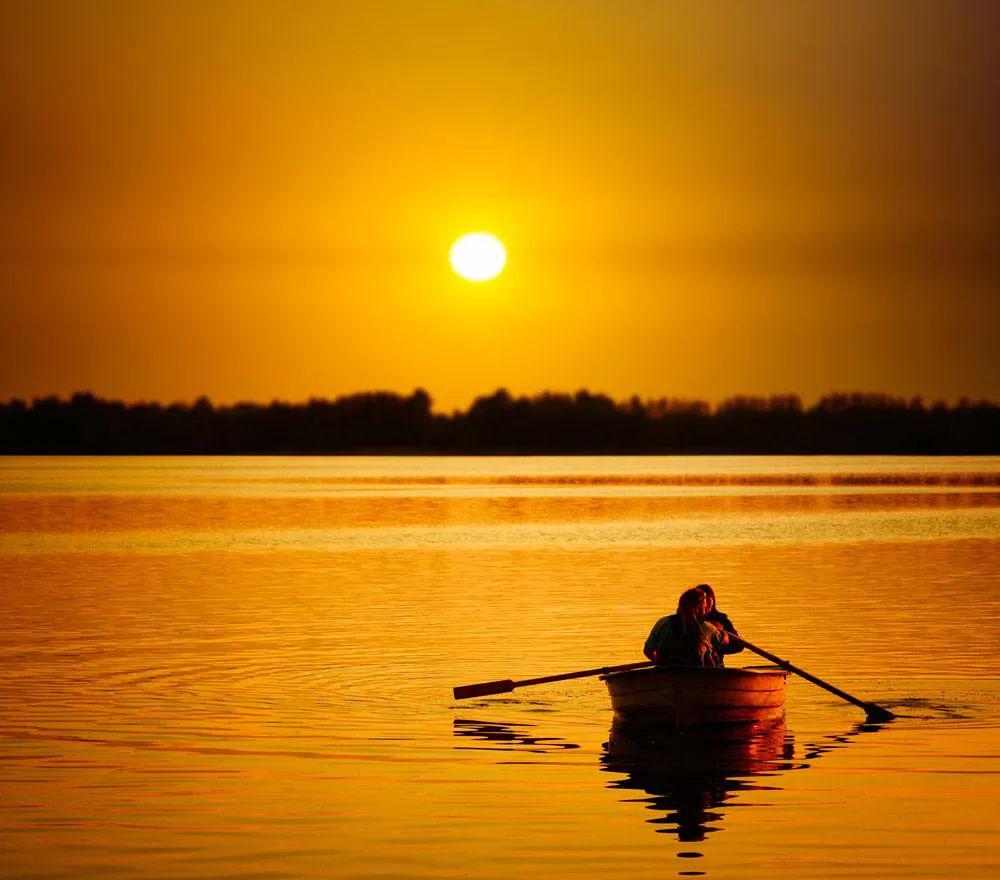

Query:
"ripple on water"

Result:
[[1, 457, 998, 880]]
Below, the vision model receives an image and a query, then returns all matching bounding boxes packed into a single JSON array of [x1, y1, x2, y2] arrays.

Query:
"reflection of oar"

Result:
[[453, 660, 654, 701], [728, 634, 895, 722]]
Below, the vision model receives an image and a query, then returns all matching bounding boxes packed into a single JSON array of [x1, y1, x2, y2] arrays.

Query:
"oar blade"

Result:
[[453, 679, 516, 700], [863, 703, 896, 723]]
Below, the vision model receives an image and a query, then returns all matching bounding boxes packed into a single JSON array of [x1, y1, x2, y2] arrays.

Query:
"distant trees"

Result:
[[0, 388, 997, 454]]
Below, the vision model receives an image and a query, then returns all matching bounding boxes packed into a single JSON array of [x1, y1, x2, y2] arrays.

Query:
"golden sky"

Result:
[[2, 1, 998, 410]]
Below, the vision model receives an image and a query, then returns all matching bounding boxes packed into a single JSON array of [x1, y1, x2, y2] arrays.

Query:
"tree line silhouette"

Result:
[[0, 389, 997, 454]]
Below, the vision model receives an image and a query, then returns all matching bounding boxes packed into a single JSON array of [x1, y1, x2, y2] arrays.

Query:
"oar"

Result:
[[453, 660, 654, 701], [728, 633, 895, 722]]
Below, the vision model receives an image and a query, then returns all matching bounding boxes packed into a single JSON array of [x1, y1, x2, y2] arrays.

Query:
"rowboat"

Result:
[[602, 665, 789, 725]]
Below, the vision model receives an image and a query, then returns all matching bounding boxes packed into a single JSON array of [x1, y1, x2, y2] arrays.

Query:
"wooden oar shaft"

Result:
[[453, 660, 653, 700], [515, 660, 654, 689], [729, 634, 893, 719]]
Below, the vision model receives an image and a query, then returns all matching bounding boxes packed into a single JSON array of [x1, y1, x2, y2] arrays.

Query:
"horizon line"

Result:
[[4, 388, 999, 414]]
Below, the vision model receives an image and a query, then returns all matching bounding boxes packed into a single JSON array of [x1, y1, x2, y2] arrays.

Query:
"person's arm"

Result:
[[706, 621, 728, 646], [718, 615, 744, 654], [643, 617, 666, 663]]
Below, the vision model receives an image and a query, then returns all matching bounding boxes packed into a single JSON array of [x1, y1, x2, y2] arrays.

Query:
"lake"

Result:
[[1, 456, 998, 879]]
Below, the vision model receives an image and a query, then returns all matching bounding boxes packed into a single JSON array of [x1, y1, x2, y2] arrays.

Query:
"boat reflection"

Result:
[[602, 719, 794, 843], [454, 715, 889, 850], [601, 717, 888, 845]]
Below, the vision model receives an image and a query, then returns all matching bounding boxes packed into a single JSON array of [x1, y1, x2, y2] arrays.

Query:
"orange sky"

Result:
[[1, 1, 998, 410]]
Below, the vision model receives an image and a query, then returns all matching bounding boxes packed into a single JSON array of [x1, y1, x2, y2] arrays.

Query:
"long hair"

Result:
[[696, 583, 716, 610], [675, 587, 706, 639]]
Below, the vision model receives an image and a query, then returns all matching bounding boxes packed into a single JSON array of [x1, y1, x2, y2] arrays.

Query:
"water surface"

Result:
[[1, 456, 998, 879]]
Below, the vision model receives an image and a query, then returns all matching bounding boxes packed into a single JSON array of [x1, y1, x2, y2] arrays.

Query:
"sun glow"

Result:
[[449, 233, 506, 282]]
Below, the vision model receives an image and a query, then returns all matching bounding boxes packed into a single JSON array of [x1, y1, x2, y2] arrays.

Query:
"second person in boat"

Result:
[[696, 583, 744, 667]]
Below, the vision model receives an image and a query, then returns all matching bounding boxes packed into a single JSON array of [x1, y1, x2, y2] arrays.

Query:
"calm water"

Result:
[[1, 456, 998, 879]]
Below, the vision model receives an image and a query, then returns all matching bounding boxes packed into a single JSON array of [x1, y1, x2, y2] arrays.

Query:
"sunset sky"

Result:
[[2, 1, 998, 410]]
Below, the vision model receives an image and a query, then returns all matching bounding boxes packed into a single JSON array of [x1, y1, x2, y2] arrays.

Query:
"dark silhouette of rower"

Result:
[[696, 583, 744, 668]]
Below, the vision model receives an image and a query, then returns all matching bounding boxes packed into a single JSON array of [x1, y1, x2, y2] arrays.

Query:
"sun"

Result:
[[449, 232, 506, 282]]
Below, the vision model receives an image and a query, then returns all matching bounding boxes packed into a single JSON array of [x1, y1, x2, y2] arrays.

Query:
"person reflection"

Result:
[[453, 716, 886, 848], [601, 720, 793, 842]]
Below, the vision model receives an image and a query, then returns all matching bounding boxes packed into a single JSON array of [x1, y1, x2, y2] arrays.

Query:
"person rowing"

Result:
[[643, 587, 729, 668], [696, 583, 744, 667], [456, 585, 894, 721]]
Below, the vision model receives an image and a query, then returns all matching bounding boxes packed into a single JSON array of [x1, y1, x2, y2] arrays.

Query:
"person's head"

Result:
[[677, 587, 708, 630], [696, 583, 716, 613]]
